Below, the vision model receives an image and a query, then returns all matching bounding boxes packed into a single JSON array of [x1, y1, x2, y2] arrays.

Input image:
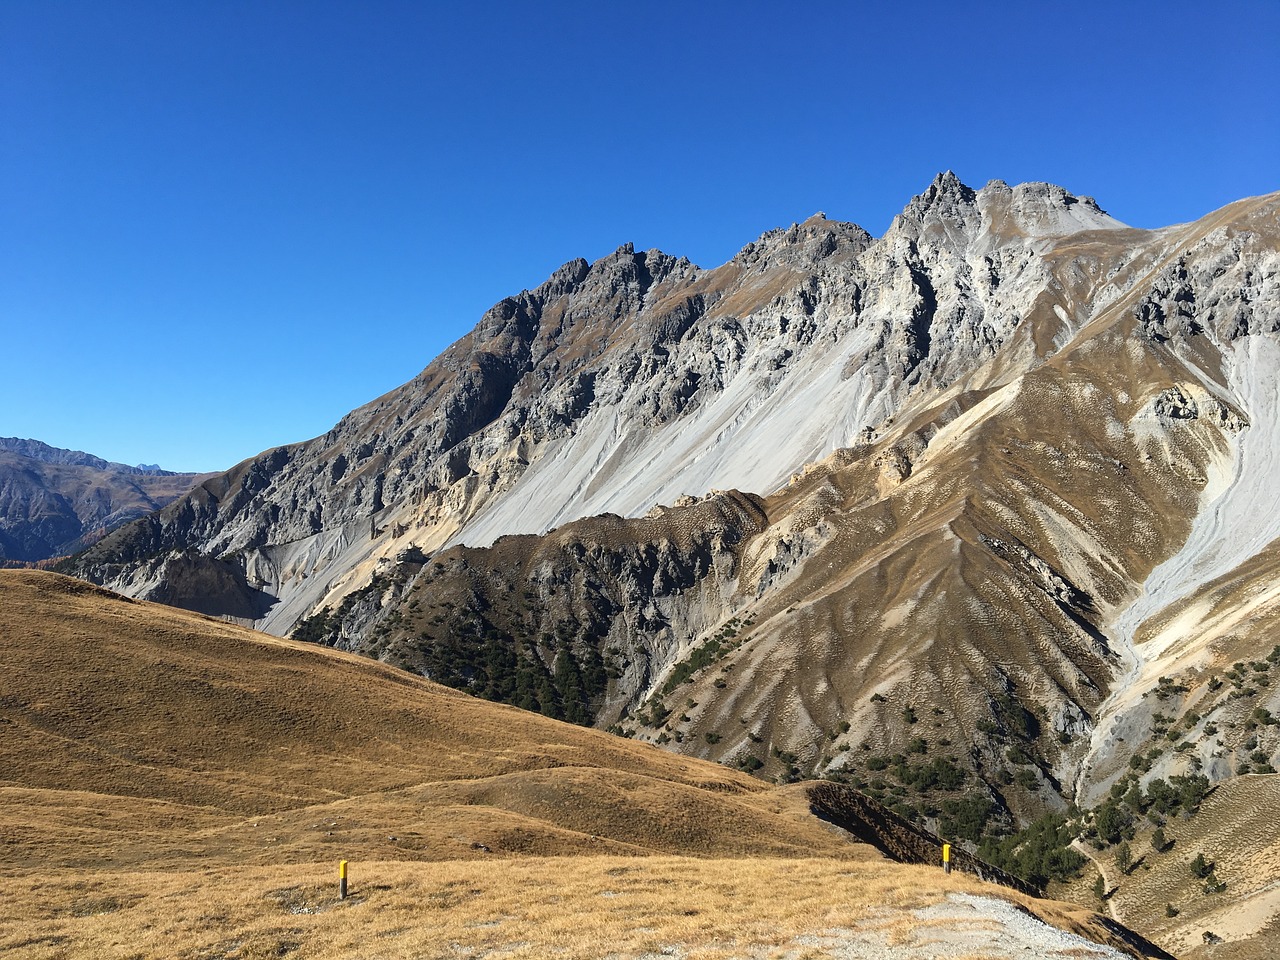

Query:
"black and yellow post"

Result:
[[942, 843, 952, 874], [339, 860, 349, 900]]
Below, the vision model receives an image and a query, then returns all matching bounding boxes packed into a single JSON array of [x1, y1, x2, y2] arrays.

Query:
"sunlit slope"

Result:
[[0, 570, 862, 870], [1085, 776, 1280, 960]]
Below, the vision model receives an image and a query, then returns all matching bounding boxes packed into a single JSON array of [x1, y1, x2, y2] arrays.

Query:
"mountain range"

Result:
[[0, 437, 208, 563], [63, 173, 1280, 834]]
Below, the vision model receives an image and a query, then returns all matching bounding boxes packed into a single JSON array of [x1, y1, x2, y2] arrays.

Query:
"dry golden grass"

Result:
[[0, 570, 860, 870], [0, 571, 1154, 959], [1, 856, 1134, 960]]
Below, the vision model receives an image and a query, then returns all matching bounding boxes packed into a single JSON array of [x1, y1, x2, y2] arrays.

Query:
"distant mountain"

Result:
[[0, 437, 185, 475], [68, 175, 1280, 833], [0, 438, 210, 562]]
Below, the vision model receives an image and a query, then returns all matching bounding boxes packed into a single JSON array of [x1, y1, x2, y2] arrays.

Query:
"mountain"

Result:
[[0, 438, 210, 562], [1, 569, 1173, 960], [66, 174, 1133, 625], [66, 175, 1280, 825]]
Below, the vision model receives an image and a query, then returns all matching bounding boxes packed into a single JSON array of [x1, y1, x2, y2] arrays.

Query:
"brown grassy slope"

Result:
[[0, 570, 862, 871], [1, 857, 1157, 960], [0, 571, 1172, 960]]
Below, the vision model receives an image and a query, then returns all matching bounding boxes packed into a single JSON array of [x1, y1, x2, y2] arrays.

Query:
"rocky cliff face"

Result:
[[68, 175, 1280, 823]]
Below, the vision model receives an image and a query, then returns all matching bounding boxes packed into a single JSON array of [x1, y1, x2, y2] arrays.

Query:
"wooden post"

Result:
[[942, 843, 952, 874], [339, 859, 348, 900]]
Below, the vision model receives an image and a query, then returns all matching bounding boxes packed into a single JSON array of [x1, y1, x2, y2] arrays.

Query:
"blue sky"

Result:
[[3, 1, 1277, 472]]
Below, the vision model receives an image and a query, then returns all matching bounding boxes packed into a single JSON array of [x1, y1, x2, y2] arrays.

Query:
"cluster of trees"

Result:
[[1083, 773, 1211, 848], [421, 620, 608, 725], [977, 812, 1087, 889]]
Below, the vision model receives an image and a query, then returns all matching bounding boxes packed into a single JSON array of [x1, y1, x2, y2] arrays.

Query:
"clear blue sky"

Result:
[[3, 1, 1277, 472]]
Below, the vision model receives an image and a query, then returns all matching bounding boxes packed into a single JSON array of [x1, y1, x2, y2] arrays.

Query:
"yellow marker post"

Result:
[[942, 843, 952, 874], [339, 860, 349, 900]]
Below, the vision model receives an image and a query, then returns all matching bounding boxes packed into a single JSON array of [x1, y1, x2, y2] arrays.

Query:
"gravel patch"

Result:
[[789, 892, 1129, 959]]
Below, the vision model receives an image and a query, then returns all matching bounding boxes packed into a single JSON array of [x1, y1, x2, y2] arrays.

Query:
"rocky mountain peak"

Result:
[[977, 179, 1126, 238], [730, 213, 873, 271], [535, 257, 592, 300], [888, 171, 983, 248], [919, 169, 978, 208]]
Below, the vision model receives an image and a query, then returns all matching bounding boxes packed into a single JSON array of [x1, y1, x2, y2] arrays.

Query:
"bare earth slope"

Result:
[[0, 570, 1167, 960], [1084, 776, 1280, 960]]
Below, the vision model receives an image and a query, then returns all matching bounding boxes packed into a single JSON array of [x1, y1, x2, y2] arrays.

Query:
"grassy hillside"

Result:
[[0, 570, 853, 867], [0, 571, 1170, 959]]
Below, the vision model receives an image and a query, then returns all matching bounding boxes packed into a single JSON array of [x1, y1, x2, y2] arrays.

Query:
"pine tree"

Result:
[[1116, 841, 1134, 875]]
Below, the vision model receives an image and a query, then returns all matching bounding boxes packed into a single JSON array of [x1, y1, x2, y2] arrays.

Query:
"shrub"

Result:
[[1006, 745, 1034, 766]]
